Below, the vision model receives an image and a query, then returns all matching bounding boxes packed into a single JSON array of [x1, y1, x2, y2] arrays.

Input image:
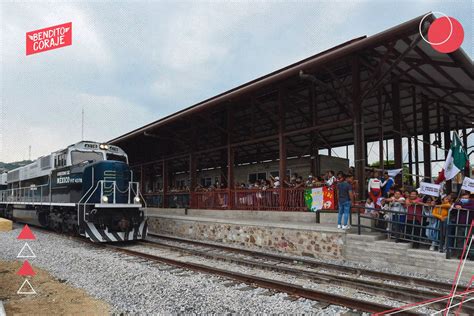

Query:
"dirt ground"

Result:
[[0, 260, 110, 315]]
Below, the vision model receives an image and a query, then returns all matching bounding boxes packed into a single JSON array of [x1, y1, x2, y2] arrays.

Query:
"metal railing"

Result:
[[446, 207, 474, 259], [80, 180, 143, 206], [193, 190, 228, 210], [353, 203, 473, 260], [140, 187, 339, 211], [0, 180, 144, 206], [0, 183, 51, 204]]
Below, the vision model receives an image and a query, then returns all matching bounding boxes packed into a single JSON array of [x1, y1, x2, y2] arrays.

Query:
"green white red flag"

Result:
[[442, 132, 468, 181]]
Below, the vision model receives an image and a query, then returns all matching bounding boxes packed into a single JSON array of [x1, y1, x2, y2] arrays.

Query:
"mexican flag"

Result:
[[443, 132, 468, 181]]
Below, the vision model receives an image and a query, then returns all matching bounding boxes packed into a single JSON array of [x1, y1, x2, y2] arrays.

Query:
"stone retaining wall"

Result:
[[148, 217, 345, 259]]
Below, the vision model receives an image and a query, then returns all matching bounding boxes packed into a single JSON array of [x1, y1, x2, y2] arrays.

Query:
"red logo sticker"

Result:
[[17, 260, 36, 276], [26, 22, 72, 56], [17, 224, 36, 240]]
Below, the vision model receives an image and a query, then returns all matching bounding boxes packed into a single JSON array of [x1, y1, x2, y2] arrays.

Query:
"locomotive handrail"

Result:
[[1, 183, 50, 204], [81, 179, 105, 223], [129, 182, 140, 202], [78, 175, 96, 205], [129, 181, 146, 215], [81, 180, 103, 205]]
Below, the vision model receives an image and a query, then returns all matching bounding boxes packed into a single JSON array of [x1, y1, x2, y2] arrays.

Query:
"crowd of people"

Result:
[[235, 171, 341, 190], [353, 171, 474, 254], [180, 171, 346, 192], [147, 168, 358, 193]]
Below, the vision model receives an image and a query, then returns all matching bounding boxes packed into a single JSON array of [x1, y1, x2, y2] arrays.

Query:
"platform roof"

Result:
[[110, 13, 473, 171]]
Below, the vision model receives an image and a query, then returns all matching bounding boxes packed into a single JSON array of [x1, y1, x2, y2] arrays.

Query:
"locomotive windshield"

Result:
[[71, 151, 103, 165], [106, 153, 128, 163]]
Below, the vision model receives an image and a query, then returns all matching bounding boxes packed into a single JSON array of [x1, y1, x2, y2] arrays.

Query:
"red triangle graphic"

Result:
[[17, 260, 36, 276], [17, 224, 36, 240]]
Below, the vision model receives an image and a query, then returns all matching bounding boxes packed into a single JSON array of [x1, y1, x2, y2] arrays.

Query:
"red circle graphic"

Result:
[[428, 16, 464, 53]]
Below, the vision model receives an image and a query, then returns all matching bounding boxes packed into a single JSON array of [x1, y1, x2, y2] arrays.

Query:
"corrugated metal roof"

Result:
[[109, 13, 473, 145]]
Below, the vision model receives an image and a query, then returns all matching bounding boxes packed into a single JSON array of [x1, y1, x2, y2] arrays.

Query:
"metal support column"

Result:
[[189, 153, 197, 207], [408, 136, 413, 186], [392, 78, 402, 186], [310, 83, 318, 176], [162, 160, 169, 208], [422, 95, 432, 181], [278, 88, 287, 210], [227, 107, 234, 209], [412, 87, 420, 187], [352, 56, 365, 199], [140, 165, 144, 193], [444, 109, 452, 193], [378, 90, 384, 173], [462, 127, 469, 176]]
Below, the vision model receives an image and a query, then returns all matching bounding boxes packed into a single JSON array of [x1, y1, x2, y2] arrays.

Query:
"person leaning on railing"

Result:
[[421, 195, 435, 246], [405, 190, 423, 248], [385, 190, 406, 241], [449, 192, 474, 254], [430, 195, 453, 252]]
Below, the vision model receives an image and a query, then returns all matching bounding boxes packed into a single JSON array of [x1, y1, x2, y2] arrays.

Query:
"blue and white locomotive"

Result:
[[0, 141, 147, 242]]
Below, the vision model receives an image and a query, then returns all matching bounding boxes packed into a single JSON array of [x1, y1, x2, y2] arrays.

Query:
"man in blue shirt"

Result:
[[382, 171, 394, 197], [337, 174, 354, 229]]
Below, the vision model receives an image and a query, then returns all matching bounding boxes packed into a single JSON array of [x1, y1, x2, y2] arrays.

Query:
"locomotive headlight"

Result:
[[102, 195, 109, 203], [134, 196, 141, 203], [99, 144, 110, 150]]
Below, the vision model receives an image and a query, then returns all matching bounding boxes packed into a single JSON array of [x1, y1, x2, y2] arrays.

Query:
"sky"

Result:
[[0, 0, 472, 165]]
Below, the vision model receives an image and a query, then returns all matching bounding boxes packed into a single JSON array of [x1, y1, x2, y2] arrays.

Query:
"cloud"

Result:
[[77, 93, 154, 142], [1, 91, 153, 161], [0, 0, 472, 164]]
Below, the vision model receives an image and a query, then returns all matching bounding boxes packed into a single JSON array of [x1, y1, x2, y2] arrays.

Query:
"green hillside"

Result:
[[0, 160, 33, 172]]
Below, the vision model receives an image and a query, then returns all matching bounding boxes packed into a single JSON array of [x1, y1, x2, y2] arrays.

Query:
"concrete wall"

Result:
[[344, 234, 474, 283], [148, 216, 345, 259]]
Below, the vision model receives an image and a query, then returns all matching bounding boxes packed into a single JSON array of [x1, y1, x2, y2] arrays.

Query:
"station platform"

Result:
[[146, 208, 474, 283]]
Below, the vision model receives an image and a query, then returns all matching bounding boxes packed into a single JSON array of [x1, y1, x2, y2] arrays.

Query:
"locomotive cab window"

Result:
[[106, 153, 128, 163], [71, 151, 103, 165], [54, 151, 68, 168]]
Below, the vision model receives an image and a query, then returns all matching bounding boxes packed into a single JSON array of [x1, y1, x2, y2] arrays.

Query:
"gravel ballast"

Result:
[[1, 226, 352, 314]]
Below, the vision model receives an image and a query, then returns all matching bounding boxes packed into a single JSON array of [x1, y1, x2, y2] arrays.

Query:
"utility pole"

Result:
[[28, 145, 31, 161], [81, 106, 84, 140]]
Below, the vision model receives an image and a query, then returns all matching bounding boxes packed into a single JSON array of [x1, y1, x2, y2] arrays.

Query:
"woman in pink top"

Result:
[[368, 172, 382, 208], [405, 190, 424, 248]]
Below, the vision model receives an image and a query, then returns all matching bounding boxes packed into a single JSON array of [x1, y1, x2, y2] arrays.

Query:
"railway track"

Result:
[[148, 233, 457, 292], [26, 226, 473, 314], [104, 242, 419, 315], [140, 233, 474, 315]]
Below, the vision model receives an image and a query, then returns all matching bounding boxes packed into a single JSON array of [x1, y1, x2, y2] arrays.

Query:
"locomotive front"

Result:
[[79, 159, 147, 242]]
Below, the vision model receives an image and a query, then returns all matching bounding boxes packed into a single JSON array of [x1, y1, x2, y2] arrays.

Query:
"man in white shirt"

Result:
[[368, 171, 382, 208], [272, 176, 280, 188], [326, 170, 336, 187]]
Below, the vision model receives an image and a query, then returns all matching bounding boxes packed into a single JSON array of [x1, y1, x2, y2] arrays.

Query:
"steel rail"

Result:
[[149, 233, 456, 292], [104, 243, 420, 315], [139, 239, 474, 314]]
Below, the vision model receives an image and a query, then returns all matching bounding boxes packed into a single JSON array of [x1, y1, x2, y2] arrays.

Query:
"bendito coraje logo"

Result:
[[26, 22, 72, 56]]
